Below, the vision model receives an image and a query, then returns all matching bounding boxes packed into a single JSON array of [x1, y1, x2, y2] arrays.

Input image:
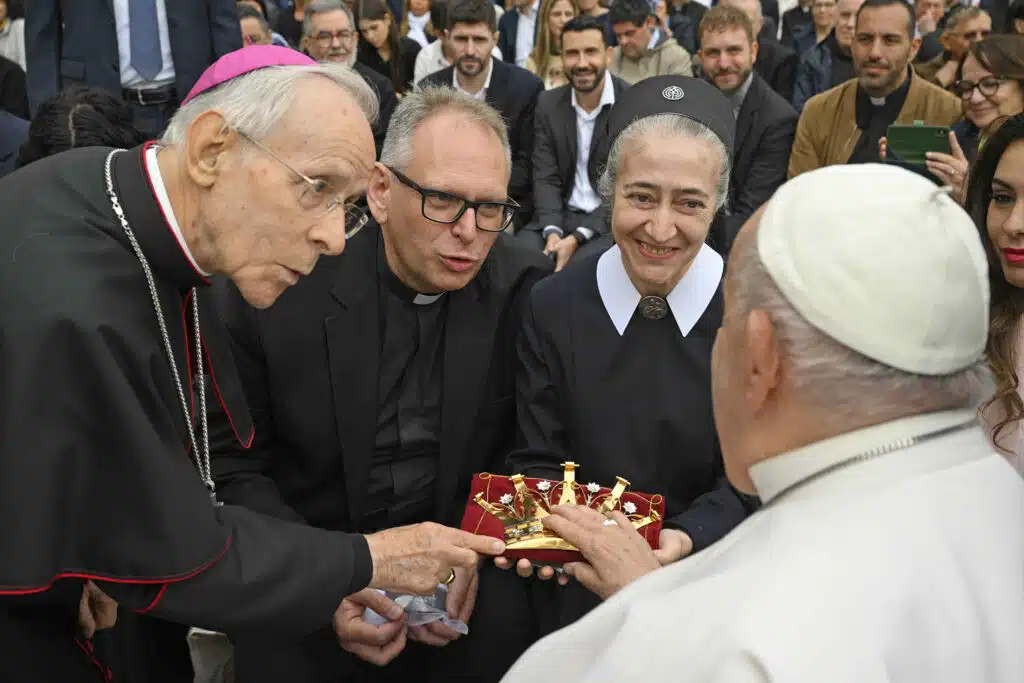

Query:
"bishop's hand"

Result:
[[364, 522, 504, 596]]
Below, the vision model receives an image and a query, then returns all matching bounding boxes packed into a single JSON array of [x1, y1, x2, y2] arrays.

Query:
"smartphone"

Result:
[[886, 123, 951, 166]]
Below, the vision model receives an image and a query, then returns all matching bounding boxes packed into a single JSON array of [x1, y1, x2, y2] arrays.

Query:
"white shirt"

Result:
[[413, 40, 504, 84], [597, 243, 722, 337], [452, 57, 493, 101], [543, 72, 617, 241], [515, 1, 539, 68], [145, 146, 209, 277], [567, 72, 616, 214], [406, 12, 431, 48], [0, 18, 26, 71], [112, 0, 176, 89], [502, 409, 1024, 683]]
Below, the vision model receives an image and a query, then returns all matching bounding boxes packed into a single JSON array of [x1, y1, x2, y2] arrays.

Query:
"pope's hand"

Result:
[[78, 581, 117, 639], [409, 565, 478, 647], [333, 589, 407, 666], [364, 522, 504, 596], [543, 506, 663, 600]]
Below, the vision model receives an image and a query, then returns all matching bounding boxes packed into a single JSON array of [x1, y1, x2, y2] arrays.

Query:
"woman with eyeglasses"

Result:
[[355, 0, 422, 94], [964, 112, 1024, 476], [925, 35, 1024, 196]]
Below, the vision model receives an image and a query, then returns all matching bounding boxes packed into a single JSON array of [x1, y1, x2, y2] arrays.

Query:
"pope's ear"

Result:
[[184, 111, 237, 188], [744, 308, 782, 412]]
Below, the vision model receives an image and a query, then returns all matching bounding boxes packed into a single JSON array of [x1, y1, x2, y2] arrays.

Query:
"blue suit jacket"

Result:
[[497, 7, 540, 64], [25, 0, 242, 113], [0, 110, 28, 178]]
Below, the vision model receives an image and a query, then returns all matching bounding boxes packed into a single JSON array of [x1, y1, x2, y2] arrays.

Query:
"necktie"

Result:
[[129, 0, 163, 82]]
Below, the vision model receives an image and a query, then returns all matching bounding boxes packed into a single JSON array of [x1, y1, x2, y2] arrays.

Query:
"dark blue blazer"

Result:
[[497, 7, 540, 64], [25, 0, 243, 113], [0, 110, 28, 178]]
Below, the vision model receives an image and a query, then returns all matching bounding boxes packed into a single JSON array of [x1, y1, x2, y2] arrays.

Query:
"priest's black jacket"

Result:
[[511, 239, 757, 627], [208, 221, 552, 681], [0, 145, 374, 681]]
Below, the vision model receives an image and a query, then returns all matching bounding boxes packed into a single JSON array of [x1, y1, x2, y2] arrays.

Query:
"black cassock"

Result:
[[0, 145, 373, 681], [512, 239, 758, 631]]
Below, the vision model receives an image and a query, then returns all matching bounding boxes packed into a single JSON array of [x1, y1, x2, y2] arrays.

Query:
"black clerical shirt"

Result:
[[363, 235, 447, 531], [847, 68, 911, 165]]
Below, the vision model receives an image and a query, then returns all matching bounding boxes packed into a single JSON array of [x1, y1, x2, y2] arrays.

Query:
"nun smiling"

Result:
[[504, 75, 758, 632]]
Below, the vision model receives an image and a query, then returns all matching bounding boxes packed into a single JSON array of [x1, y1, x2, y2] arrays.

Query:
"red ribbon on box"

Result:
[[459, 463, 666, 565]]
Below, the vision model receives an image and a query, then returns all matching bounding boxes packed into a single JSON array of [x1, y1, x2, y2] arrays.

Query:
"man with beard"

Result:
[[788, 0, 961, 177], [792, 0, 864, 111], [521, 15, 628, 271], [721, 0, 797, 102], [422, 0, 543, 225], [303, 0, 397, 156], [698, 6, 796, 254], [608, 0, 693, 84]]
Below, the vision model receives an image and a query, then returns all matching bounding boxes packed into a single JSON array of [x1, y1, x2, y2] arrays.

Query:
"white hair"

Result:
[[598, 114, 731, 212], [728, 231, 993, 420], [380, 86, 511, 173], [161, 62, 378, 145]]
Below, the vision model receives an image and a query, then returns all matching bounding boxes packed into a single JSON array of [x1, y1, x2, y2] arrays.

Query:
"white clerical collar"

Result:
[[571, 69, 615, 115], [596, 242, 723, 337], [143, 146, 210, 277], [750, 409, 979, 504], [413, 292, 444, 305]]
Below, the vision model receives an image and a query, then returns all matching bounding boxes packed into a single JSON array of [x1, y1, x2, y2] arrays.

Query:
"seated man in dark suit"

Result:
[[498, 0, 540, 66], [422, 0, 544, 225], [211, 86, 551, 683], [302, 0, 397, 157], [698, 5, 797, 254], [519, 15, 628, 271], [25, 0, 242, 137], [791, 0, 862, 111], [722, 0, 796, 100]]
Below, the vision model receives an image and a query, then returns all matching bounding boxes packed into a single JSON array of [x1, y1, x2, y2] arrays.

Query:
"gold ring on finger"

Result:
[[442, 568, 456, 585]]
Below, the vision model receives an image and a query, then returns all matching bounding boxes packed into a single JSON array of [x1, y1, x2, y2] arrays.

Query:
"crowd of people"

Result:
[[0, 0, 1021, 682]]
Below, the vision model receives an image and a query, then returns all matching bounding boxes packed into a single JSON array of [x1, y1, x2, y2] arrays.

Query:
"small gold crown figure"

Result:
[[473, 463, 662, 552]]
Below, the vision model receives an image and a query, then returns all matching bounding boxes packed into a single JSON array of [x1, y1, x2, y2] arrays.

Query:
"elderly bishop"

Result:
[[0, 47, 503, 682], [501, 164, 1024, 683]]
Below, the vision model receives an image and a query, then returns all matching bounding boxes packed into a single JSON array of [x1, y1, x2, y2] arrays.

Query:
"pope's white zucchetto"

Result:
[[756, 164, 990, 376]]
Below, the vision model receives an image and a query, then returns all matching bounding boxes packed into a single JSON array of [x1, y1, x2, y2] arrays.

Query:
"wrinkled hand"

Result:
[[365, 522, 504, 596], [78, 581, 117, 639], [543, 506, 663, 600], [409, 566, 478, 647], [926, 132, 970, 203], [552, 235, 579, 272], [333, 588, 408, 666]]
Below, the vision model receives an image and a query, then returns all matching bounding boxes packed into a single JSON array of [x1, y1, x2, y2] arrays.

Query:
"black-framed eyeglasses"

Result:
[[953, 76, 1005, 100], [386, 166, 518, 233], [236, 130, 368, 237]]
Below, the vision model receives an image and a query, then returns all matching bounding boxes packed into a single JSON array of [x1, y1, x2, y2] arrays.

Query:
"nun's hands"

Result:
[[493, 556, 560, 580]]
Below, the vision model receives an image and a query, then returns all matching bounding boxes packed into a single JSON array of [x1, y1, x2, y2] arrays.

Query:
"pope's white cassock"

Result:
[[501, 411, 1024, 683]]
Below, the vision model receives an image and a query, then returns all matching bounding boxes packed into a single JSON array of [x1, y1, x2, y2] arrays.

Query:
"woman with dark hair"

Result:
[[355, 0, 421, 94], [964, 112, 1024, 476], [922, 34, 1024, 198], [17, 86, 148, 168]]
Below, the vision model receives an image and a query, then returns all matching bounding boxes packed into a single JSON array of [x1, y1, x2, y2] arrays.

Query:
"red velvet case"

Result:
[[459, 465, 666, 565]]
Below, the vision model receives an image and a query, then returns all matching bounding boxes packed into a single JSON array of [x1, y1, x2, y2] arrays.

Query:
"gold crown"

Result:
[[473, 462, 662, 552]]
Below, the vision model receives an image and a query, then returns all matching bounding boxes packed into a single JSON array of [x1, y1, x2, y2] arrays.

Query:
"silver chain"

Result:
[[769, 418, 977, 504], [103, 150, 218, 505]]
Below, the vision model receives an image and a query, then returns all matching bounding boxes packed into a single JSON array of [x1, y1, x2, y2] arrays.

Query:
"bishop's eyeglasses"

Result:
[[386, 166, 518, 233], [236, 130, 369, 238]]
